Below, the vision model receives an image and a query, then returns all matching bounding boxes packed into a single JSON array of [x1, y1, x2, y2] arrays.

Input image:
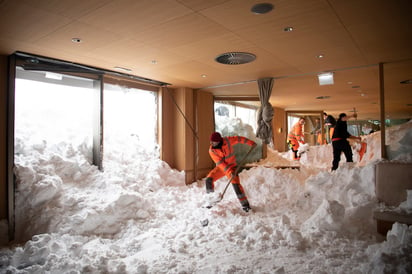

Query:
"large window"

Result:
[[8, 52, 162, 241], [214, 100, 262, 163], [15, 67, 95, 160], [103, 84, 158, 167]]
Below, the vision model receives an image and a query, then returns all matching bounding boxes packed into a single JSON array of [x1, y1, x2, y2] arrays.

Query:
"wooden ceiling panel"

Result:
[[1, 0, 411, 120], [0, 2, 71, 42], [20, 0, 112, 19], [329, 0, 412, 63], [87, 39, 191, 72], [168, 32, 256, 60], [78, 0, 193, 37], [128, 14, 229, 49], [32, 21, 123, 54], [176, 0, 230, 12]]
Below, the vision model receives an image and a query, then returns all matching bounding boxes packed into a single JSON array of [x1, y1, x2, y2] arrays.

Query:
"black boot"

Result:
[[205, 177, 214, 193], [232, 184, 251, 212]]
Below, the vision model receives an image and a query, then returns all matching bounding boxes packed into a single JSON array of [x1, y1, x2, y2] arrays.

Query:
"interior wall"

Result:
[[195, 91, 215, 180], [159, 87, 215, 184], [272, 107, 286, 152], [174, 87, 195, 184], [159, 87, 176, 168], [0, 55, 7, 219]]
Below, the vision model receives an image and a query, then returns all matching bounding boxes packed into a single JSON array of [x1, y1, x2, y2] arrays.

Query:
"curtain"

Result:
[[256, 77, 275, 144]]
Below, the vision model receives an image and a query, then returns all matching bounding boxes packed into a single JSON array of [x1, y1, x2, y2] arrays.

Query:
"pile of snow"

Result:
[[0, 121, 411, 273]]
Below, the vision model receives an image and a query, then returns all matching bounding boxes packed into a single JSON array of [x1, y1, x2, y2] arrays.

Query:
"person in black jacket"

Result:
[[324, 112, 336, 143], [331, 113, 361, 171]]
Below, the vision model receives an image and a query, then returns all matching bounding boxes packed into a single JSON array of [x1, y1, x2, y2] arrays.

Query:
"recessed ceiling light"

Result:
[[347, 81, 353, 85], [251, 3, 274, 14], [316, 54, 324, 59], [201, 74, 207, 78], [352, 85, 360, 89], [316, 96, 331, 99], [361, 93, 366, 96], [71, 38, 82, 43], [283, 27, 293, 32], [318, 72, 334, 85]]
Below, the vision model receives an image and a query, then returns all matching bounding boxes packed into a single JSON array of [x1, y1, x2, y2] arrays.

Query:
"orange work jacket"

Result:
[[287, 123, 305, 145], [209, 136, 254, 175]]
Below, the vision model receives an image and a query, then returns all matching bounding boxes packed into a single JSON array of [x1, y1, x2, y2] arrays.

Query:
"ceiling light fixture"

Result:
[[251, 3, 274, 14], [71, 38, 82, 43], [283, 27, 293, 32], [316, 54, 324, 59], [317, 72, 334, 86], [201, 74, 207, 78]]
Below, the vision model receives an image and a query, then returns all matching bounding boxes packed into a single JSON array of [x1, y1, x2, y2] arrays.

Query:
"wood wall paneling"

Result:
[[272, 107, 286, 152], [0, 55, 7, 219]]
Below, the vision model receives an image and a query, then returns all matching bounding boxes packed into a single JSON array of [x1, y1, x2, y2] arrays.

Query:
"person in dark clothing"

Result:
[[331, 113, 361, 171], [324, 112, 337, 143]]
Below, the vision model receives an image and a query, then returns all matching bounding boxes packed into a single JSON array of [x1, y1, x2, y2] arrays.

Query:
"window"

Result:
[[15, 67, 95, 161], [103, 84, 158, 167], [214, 100, 262, 163]]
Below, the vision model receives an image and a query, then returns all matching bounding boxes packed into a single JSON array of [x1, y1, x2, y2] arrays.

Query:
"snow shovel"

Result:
[[207, 144, 256, 208]]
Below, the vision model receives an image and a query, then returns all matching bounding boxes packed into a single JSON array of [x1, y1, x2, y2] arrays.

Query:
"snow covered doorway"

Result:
[[102, 83, 158, 169], [13, 66, 97, 241], [15, 68, 95, 155]]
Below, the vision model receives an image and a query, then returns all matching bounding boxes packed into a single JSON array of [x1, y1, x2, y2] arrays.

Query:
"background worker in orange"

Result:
[[206, 132, 256, 212], [287, 117, 306, 160]]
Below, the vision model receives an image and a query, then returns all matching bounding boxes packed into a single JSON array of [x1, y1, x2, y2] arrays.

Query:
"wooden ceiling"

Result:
[[1, 0, 411, 120]]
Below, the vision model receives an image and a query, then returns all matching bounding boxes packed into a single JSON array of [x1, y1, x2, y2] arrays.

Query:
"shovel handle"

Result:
[[220, 144, 256, 198]]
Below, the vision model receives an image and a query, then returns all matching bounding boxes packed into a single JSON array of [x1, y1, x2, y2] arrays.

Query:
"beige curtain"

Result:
[[256, 77, 274, 144]]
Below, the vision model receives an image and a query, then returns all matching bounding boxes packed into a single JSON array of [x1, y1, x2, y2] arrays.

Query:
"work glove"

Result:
[[226, 166, 237, 178]]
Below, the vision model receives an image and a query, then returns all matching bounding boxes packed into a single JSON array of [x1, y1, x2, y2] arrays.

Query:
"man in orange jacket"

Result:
[[206, 132, 256, 212], [287, 117, 305, 160]]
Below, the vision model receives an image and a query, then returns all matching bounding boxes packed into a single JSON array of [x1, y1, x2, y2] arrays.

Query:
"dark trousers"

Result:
[[332, 139, 353, 170]]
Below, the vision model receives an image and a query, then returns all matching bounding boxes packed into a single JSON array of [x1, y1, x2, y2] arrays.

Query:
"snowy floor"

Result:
[[1, 121, 412, 273]]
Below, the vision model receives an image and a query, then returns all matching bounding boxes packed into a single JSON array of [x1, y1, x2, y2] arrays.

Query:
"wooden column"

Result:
[[379, 63, 387, 159]]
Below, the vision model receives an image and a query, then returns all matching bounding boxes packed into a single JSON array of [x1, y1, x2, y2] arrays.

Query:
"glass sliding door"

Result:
[[103, 83, 158, 168], [15, 67, 95, 157]]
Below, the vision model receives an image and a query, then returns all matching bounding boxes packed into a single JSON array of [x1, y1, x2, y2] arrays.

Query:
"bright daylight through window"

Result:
[[214, 101, 262, 163], [15, 68, 159, 169], [15, 69, 95, 161], [103, 84, 158, 167]]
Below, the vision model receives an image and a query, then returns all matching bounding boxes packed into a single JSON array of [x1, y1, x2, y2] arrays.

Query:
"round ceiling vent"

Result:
[[251, 3, 274, 14], [215, 52, 256, 65]]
